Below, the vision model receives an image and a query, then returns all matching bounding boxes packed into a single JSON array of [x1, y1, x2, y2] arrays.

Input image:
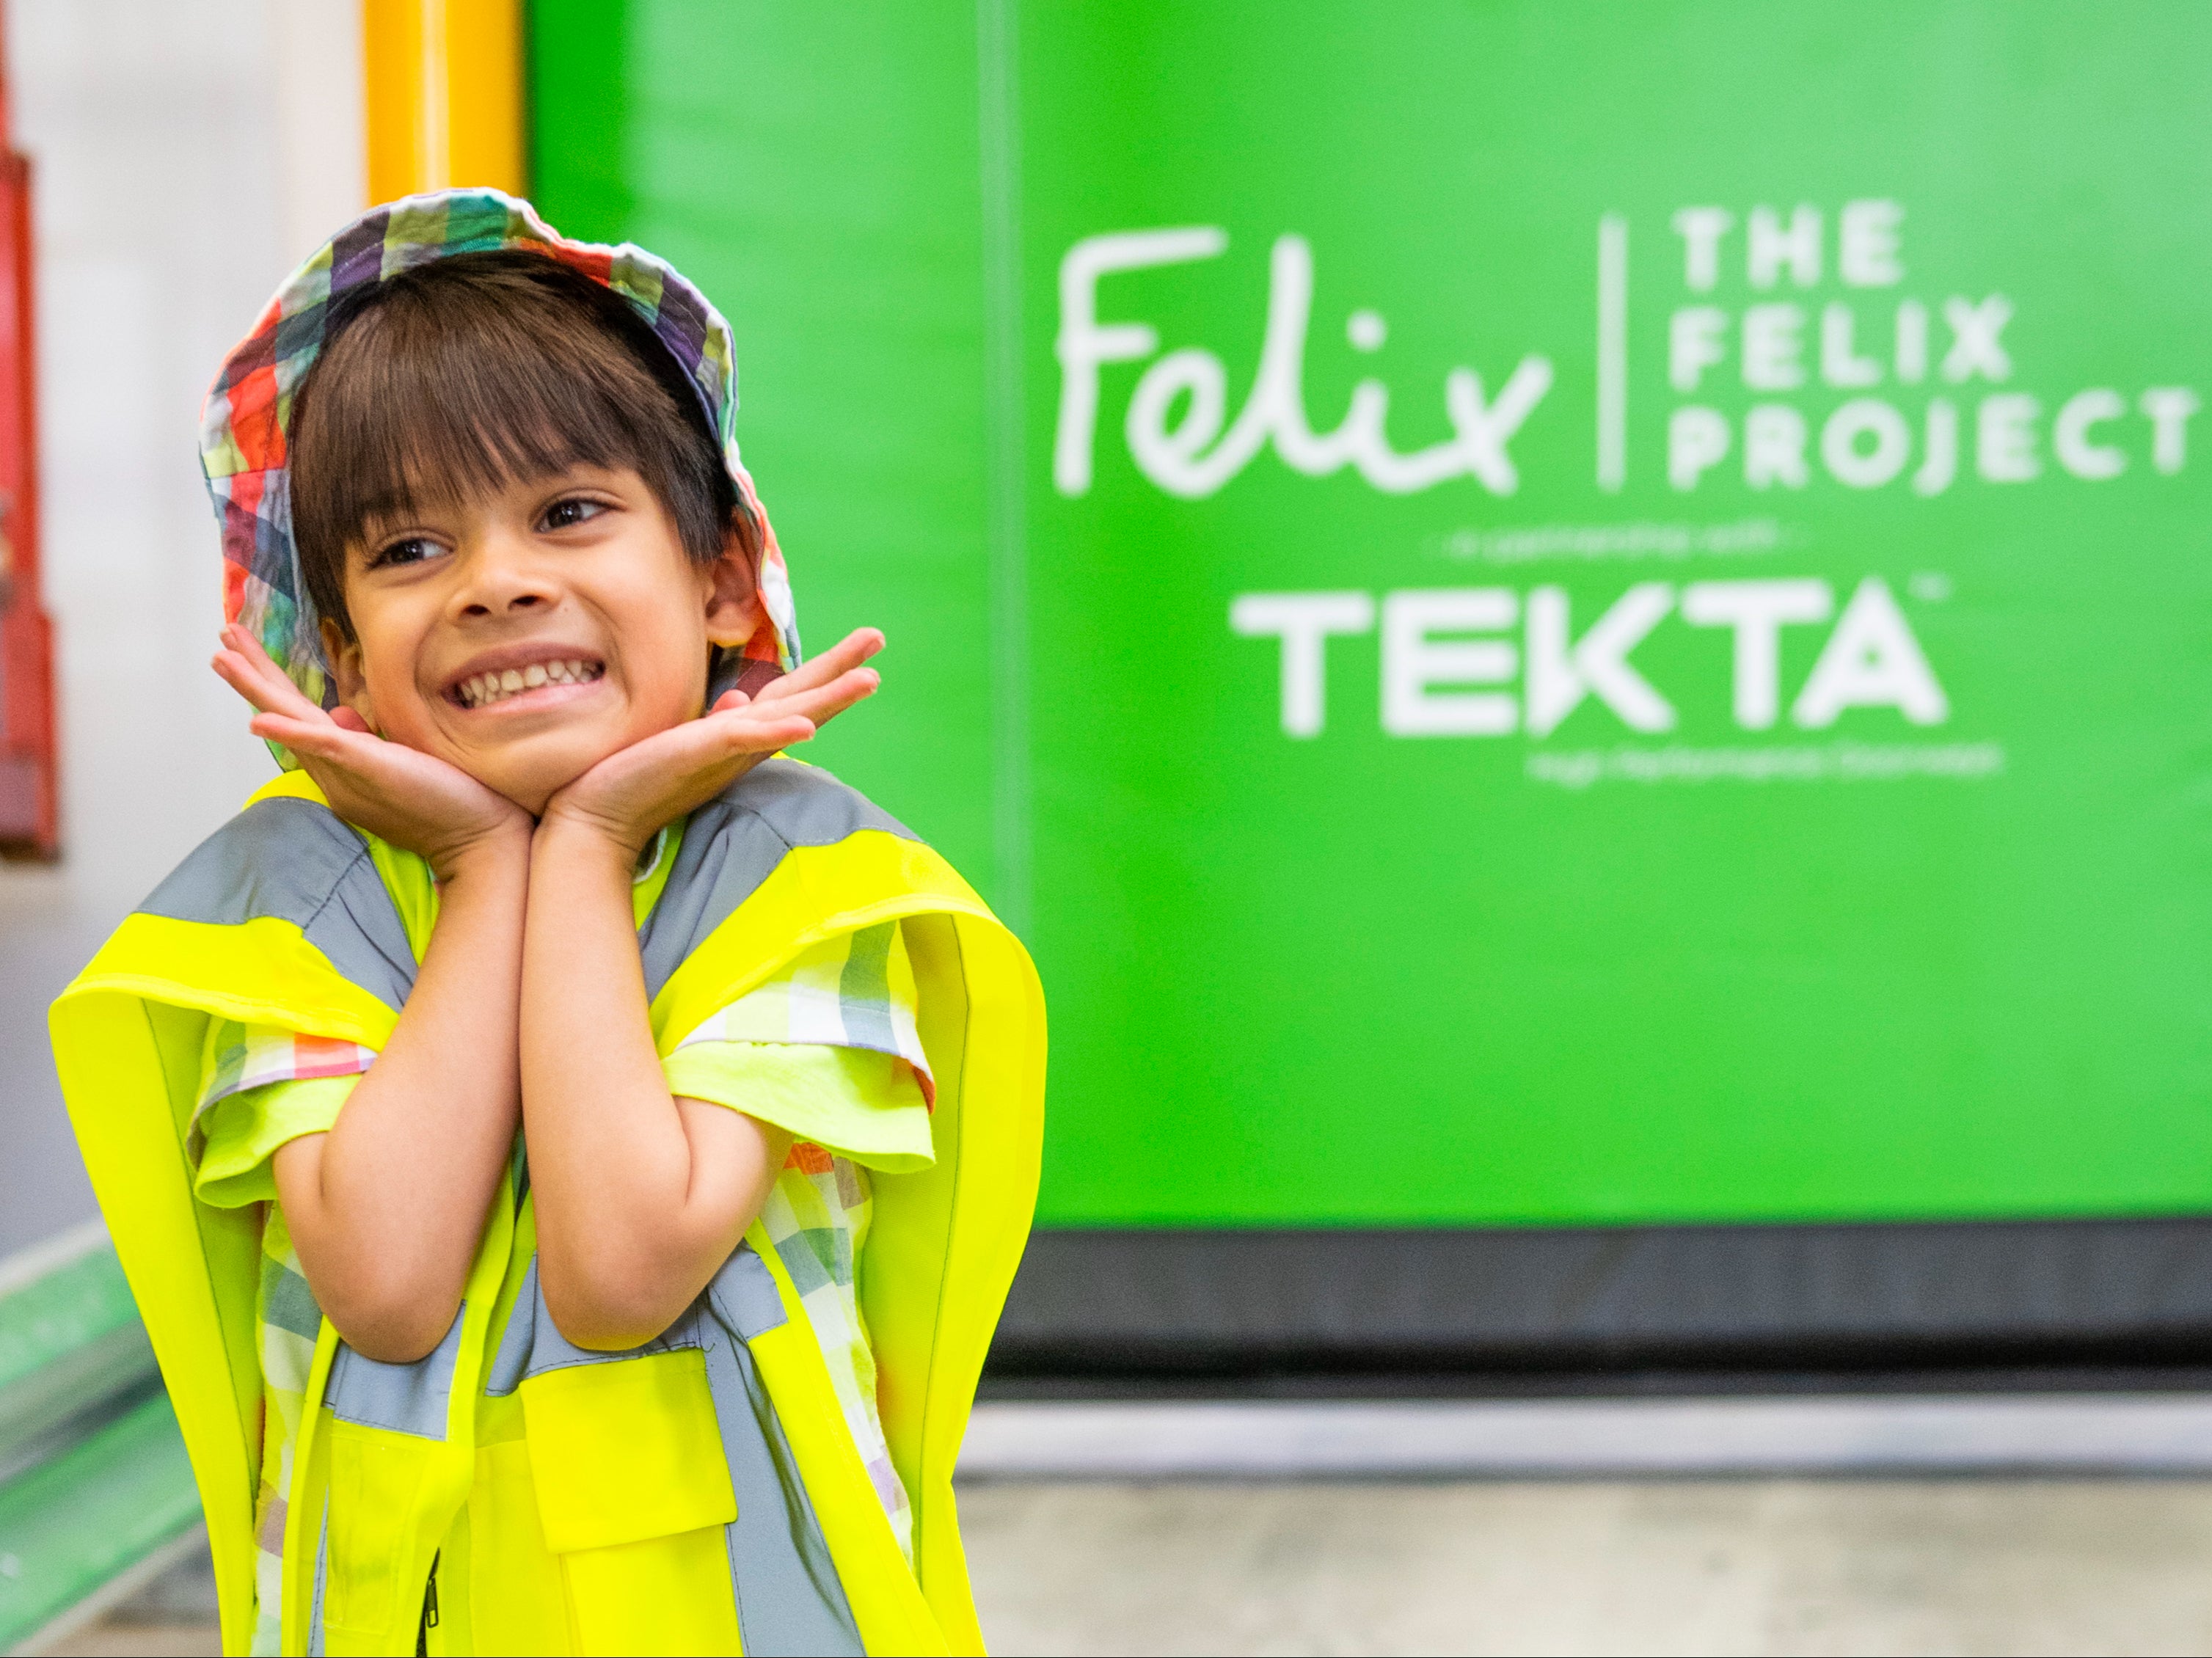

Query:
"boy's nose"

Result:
[[453, 540, 557, 619], [464, 589, 547, 617]]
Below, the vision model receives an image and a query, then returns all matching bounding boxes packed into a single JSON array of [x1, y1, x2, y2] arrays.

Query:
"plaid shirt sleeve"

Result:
[[189, 1018, 379, 1173], [667, 919, 935, 1106], [189, 1019, 369, 1650]]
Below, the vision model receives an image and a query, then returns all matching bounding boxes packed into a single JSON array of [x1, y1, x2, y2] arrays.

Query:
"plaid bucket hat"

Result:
[[197, 189, 800, 766]]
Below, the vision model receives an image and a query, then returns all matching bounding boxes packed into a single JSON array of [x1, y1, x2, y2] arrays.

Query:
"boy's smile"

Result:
[[323, 461, 760, 815], [445, 646, 607, 712]]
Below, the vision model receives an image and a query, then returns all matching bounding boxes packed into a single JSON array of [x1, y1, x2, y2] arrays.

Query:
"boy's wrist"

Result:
[[532, 808, 651, 876], [431, 819, 534, 887]]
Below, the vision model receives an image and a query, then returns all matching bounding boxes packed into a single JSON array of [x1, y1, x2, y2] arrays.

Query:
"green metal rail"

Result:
[[0, 1226, 202, 1652]]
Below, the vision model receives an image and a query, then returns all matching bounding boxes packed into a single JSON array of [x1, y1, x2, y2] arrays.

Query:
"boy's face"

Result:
[[323, 464, 760, 815]]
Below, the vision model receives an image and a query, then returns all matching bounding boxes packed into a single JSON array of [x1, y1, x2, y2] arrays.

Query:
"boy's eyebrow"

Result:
[[348, 459, 624, 549], [346, 487, 470, 556], [350, 453, 522, 533], [350, 493, 448, 541]]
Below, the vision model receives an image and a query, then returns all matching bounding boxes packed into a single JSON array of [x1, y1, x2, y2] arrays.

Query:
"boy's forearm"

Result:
[[276, 828, 531, 1362], [522, 819, 778, 1349]]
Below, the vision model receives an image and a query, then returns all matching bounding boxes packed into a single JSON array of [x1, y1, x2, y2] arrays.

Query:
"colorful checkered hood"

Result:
[[198, 189, 800, 764]]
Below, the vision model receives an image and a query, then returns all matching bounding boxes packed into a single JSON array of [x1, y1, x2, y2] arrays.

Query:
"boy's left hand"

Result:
[[539, 627, 885, 861], [213, 623, 533, 879]]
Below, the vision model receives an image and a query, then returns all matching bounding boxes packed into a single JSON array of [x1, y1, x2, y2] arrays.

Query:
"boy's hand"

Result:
[[539, 627, 885, 861], [213, 624, 531, 879]]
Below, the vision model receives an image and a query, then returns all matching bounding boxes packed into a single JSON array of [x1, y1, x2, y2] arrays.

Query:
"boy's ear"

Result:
[[701, 516, 764, 649], [320, 617, 379, 734]]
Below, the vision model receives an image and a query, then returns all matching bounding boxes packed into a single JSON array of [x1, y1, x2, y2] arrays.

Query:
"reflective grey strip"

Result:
[[483, 1259, 701, 1395], [481, 1246, 863, 1655], [638, 759, 916, 1001], [136, 795, 418, 1012], [708, 1242, 789, 1343], [307, 1503, 328, 1657], [482, 1263, 542, 1397], [702, 1248, 864, 1657], [326, 1305, 465, 1439]]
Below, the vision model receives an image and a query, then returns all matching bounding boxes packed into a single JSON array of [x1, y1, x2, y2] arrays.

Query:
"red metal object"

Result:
[[0, 1, 54, 862]]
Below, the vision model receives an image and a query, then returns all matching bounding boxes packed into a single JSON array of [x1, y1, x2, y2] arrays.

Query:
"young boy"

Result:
[[50, 191, 1044, 1657]]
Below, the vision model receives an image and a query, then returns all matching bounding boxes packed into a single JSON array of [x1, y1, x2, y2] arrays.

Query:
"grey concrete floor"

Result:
[[44, 1477, 2212, 1657], [959, 1478, 2212, 1656]]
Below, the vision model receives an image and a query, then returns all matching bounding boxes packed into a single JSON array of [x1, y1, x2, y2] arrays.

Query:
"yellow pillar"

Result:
[[364, 0, 526, 204]]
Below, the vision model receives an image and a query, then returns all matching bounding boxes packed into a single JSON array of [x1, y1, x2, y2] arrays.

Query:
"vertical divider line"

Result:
[[421, 0, 450, 190], [977, 0, 1032, 935], [1596, 213, 1628, 493]]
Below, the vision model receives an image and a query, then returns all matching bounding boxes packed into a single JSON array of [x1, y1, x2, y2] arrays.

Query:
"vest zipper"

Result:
[[416, 1550, 440, 1656]]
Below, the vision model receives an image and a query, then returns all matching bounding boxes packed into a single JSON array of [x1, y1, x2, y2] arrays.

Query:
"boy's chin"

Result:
[[469, 742, 619, 820]]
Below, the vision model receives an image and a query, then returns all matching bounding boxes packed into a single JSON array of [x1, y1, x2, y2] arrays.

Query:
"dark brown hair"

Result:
[[288, 249, 753, 640]]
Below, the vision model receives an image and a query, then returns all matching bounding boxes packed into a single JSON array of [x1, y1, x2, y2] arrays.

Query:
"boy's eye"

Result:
[[539, 497, 607, 533], [367, 536, 445, 570]]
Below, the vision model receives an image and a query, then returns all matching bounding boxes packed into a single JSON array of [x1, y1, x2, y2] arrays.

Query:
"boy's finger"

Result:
[[803, 627, 885, 676], [704, 670, 871, 730], [764, 629, 884, 698], [224, 624, 327, 714], [211, 652, 272, 712], [247, 716, 339, 758], [783, 664, 880, 707], [737, 716, 817, 750], [696, 709, 817, 753], [759, 668, 879, 726], [249, 711, 382, 765], [219, 625, 291, 690], [219, 627, 329, 721], [225, 621, 291, 676], [248, 710, 346, 747], [213, 650, 304, 719]]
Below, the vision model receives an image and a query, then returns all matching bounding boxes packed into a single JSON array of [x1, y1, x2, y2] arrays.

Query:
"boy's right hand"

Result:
[[214, 624, 530, 879], [536, 627, 884, 865]]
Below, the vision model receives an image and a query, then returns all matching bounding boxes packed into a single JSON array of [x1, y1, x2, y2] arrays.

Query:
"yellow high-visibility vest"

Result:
[[51, 762, 1045, 1657]]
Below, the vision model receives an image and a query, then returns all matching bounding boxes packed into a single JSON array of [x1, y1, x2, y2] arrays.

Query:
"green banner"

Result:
[[534, 1, 2212, 1229]]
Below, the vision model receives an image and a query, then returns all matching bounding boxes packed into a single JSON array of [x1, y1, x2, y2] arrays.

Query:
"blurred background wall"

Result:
[[528, 1, 2212, 1380], [0, 0, 359, 1256], [8, 0, 2212, 1363]]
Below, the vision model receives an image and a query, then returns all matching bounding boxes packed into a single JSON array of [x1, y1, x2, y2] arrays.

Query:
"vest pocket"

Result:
[[560, 1524, 745, 1657], [520, 1348, 737, 1552], [321, 1418, 431, 1647]]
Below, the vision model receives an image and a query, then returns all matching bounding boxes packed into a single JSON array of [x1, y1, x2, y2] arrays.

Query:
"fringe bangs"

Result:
[[289, 249, 745, 639]]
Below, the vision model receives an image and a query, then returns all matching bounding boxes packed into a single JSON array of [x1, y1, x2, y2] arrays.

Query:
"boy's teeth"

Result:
[[461, 660, 601, 707]]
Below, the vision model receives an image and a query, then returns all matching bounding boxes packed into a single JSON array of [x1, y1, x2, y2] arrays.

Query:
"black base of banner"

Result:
[[986, 1219, 2212, 1382]]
